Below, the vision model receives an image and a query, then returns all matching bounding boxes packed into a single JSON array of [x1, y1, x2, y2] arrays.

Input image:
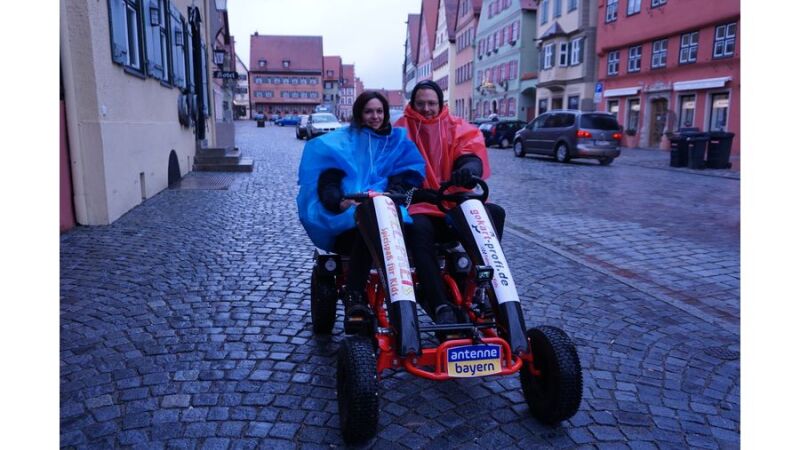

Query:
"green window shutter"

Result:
[[144, 0, 163, 79], [168, 5, 185, 88], [107, 0, 128, 64]]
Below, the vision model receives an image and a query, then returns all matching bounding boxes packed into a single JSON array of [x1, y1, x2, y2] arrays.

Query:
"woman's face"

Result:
[[362, 98, 385, 131]]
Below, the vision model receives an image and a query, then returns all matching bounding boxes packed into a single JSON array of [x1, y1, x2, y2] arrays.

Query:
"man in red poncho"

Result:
[[394, 80, 506, 326]]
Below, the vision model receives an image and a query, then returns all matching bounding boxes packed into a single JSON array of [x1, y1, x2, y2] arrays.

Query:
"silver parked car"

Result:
[[306, 113, 343, 139], [513, 110, 622, 165]]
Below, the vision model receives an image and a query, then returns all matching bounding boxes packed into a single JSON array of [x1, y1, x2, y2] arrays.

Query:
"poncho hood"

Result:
[[296, 126, 425, 251], [394, 104, 491, 216]]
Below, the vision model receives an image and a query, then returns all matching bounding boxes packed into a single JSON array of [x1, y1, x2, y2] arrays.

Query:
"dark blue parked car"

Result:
[[275, 115, 301, 126]]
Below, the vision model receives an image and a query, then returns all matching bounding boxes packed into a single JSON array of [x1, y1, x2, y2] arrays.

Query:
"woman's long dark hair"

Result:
[[351, 91, 391, 131]]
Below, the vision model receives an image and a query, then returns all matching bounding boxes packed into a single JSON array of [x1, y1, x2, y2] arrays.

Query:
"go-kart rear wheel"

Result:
[[310, 270, 337, 334], [337, 336, 379, 443], [520, 326, 583, 425]]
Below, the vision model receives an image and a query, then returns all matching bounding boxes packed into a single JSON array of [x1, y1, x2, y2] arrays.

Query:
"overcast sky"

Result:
[[228, 0, 421, 90]]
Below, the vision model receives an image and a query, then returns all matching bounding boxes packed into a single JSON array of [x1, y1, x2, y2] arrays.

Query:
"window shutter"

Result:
[[169, 5, 185, 88], [185, 19, 194, 91], [108, 0, 128, 64], [201, 41, 209, 117], [144, 0, 163, 79]]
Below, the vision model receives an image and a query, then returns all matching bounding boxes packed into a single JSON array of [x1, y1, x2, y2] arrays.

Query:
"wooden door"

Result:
[[649, 99, 668, 147]]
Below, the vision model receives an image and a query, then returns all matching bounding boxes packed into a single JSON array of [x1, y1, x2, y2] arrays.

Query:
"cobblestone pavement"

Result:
[[61, 121, 740, 449]]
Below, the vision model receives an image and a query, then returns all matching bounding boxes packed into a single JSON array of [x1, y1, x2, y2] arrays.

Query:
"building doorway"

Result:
[[649, 98, 668, 147]]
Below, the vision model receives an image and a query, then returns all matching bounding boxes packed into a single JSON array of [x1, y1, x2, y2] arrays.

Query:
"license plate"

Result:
[[595, 140, 612, 146], [446, 344, 502, 378]]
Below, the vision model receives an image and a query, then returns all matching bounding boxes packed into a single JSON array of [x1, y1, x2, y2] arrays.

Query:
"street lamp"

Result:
[[214, 0, 227, 11], [213, 48, 226, 67]]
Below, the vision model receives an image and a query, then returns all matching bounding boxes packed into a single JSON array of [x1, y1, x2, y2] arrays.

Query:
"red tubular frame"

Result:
[[366, 271, 529, 380]]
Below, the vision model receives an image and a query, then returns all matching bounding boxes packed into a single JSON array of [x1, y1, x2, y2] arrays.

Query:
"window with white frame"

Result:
[[606, 0, 618, 22], [713, 23, 736, 58], [679, 31, 699, 64], [607, 100, 619, 121], [627, 0, 641, 15], [108, 0, 145, 72], [709, 92, 729, 130], [559, 43, 568, 66], [607, 50, 620, 75], [651, 0, 667, 7], [543, 43, 554, 69], [570, 37, 583, 65], [554, 0, 562, 17], [628, 45, 642, 72], [651, 39, 667, 68], [568, 0, 577, 11]]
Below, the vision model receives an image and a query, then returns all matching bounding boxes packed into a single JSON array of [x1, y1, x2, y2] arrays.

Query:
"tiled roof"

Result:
[[323, 56, 342, 80], [418, 0, 439, 61], [250, 35, 323, 72], [408, 14, 421, 64], [342, 64, 355, 87], [444, 0, 459, 40]]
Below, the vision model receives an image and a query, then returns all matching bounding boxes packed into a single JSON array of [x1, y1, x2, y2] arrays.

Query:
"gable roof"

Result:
[[407, 14, 421, 65], [341, 64, 355, 88], [249, 35, 323, 72], [444, 0, 459, 40], [323, 56, 342, 80], [417, 0, 439, 62]]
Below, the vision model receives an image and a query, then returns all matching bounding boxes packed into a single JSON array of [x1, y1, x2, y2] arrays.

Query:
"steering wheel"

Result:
[[436, 177, 489, 212]]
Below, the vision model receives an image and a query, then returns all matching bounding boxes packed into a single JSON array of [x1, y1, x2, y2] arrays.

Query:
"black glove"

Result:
[[451, 167, 478, 188], [410, 188, 438, 204]]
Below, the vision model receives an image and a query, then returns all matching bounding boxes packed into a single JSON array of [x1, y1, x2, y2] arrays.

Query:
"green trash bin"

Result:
[[683, 131, 709, 170], [706, 131, 735, 169]]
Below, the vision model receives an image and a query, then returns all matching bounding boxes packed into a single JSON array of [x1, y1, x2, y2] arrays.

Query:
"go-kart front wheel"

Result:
[[310, 270, 337, 334], [337, 336, 379, 443], [520, 326, 583, 425]]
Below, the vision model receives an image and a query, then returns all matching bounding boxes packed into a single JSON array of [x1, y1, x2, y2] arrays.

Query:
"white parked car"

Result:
[[306, 113, 343, 139]]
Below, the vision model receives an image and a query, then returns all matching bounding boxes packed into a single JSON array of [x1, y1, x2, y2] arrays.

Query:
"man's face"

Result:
[[413, 88, 440, 119]]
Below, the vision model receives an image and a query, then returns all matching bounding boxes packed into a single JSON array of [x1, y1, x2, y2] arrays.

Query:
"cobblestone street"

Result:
[[60, 121, 740, 448]]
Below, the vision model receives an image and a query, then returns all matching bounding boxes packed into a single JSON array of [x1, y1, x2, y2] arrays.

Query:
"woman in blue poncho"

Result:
[[297, 91, 426, 330]]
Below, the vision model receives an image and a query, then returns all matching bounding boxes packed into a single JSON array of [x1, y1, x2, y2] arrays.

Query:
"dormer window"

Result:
[[282, 60, 290, 68], [258, 59, 266, 67]]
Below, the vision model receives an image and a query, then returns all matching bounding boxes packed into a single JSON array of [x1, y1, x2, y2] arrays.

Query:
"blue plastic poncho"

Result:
[[297, 126, 426, 251]]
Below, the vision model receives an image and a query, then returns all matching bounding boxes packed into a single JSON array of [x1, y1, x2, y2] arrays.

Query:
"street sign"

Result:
[[213, 71, 239, 80], [594, 82, 603, 103]]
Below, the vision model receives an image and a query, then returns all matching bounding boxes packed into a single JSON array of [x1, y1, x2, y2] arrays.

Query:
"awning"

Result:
[[673, 77, 731, 91], [604, 87, 640, 97]]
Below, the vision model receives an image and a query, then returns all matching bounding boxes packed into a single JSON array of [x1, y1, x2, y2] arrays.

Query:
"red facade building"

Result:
[[249, 34, 324, 116], [596, 0, 740, 154]]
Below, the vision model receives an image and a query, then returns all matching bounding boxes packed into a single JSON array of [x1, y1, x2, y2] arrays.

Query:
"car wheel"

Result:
[[296, 129, 301, 139], [337, 336, 379, 443], [513, 141, 526, 157], [500, 138, 510, 149], [598, 157, 614, 166], [555, 143, 571, 163], [520, 326, 583, 425]]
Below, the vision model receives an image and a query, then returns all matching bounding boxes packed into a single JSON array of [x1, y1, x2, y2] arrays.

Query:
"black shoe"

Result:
[[434, 304, 458, 325], [343, 291, 374, 335], [434, 304, 462, 343]]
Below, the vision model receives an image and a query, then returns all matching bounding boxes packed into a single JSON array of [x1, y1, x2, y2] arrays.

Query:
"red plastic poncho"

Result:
[[394, 104, 490, 217]]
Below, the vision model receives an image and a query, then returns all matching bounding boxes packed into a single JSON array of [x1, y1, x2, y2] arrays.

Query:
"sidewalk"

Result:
[[616, 146, 740, 180]]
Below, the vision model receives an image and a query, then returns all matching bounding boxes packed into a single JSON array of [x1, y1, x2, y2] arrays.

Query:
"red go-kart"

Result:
[[309, 179, 583, 443]]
